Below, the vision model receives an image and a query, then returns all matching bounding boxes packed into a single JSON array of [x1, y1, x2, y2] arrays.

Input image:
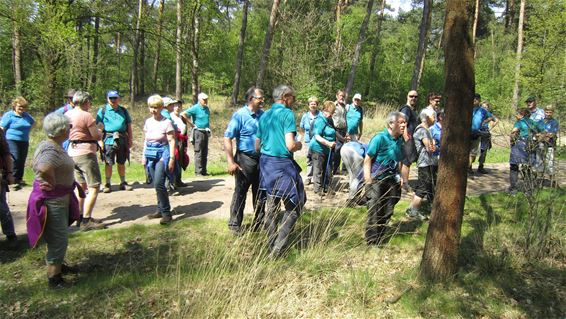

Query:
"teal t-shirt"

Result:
[[367, 128, 403, 177], [309, 114, 336, 155], [96, 104, 132, 145], [257, 103, 296, 158], [184, 103, 210, 129], [514, 118, 543, 139], [346, 104, 363, 135]]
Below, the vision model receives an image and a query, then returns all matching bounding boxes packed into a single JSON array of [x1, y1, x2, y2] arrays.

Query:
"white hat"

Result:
[[162, 96, 173, 106], [353, 93, 362, 100], [198, 93, 209, 100]]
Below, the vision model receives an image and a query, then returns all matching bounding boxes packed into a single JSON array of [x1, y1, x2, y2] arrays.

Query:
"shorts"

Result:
[[470, 137, 481, 157], [73, 153, 102, 188], [414, 165, 438, 202], [104, 137, 127, 165]]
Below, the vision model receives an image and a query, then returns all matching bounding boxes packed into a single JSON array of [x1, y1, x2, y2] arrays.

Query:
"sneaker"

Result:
[[61, 264, 79, 274], [477, 167, 488, 174], [160, 215, 172, 225], [13, 183, 22, 191], [80, 220, 106, 232], [102, 184, 112, 193], [48, 274, 68, 289], [147, 211, 162, 219], [119, 182, 133, 191], [174, 181, 188, 188], [406, 208, 427, 221]]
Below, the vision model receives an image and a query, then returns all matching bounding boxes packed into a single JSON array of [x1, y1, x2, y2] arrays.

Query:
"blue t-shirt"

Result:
[[1, 111, 35, 141], [344, 141, 368, 158], [257, 103, 296, 158], [480, 109, 496, 131], [96, 104, 132, 145], [55, 103, 73, 114], [429, 122, 442, 157], [530, 108, 545, 123], [299, 111, 319, 144], [471, 106, 493, 132], [543, 118, 559, 134], [184, 103, 210, 129], [367, 128, 403, 179], [346, 104, 363, 135], [309, 114, 336, 156], [224, 106, 263, 154]]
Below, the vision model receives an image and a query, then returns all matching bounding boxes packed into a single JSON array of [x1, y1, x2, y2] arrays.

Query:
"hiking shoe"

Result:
[[477, 167, 488, 174], [119, 182, 133, 191], [102, 184, 112, 193], [174, 181, 188, 188], [147, 211, 162, 219], [48, 274, 68, 289], [61, 264, 79, 274], [160, 215, 172, 225], [406, 208, 427, 221], [80, 220, 106, 232]]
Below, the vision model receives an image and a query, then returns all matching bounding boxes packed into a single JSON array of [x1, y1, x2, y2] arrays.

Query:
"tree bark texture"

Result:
[[344, 0, 374, 97], [153, 0, 165, 92], [176, 0, 183, 100], [139, 30, 146, 96], [511, 0, 525, 111], [231, 0, 249, 106], [91, 16, 100, 90], [256, 0, 280, 88], [190, 1, 202, 104], [472, 0, 480, 50], [419, 0, 475, 282], [365, 0, 386, 97], [130, 0, 143, 108], [12, 19, 22, 93], [504, 0, 516, 33], [410, 0, 432, 91]]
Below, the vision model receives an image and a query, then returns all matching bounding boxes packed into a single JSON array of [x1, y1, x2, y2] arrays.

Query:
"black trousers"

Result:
[[228, 152, 266, 230], [193, 129, 209, 175], [365, 177, 401, 244], [311, 151, 331, 193], [265, 195, 301, 253], [332, 128, 347, 174]]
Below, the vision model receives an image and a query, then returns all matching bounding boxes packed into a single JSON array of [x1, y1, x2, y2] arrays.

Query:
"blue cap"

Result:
[[107, 90, 120, 98]]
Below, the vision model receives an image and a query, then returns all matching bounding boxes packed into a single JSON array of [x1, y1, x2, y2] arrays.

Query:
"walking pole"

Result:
[[322, 147, 334, 194]]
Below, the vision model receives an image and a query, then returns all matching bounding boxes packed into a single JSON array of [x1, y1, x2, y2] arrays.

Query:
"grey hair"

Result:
[[43, 112, 69, 138], [245, 86, 263, 102], [419, 108, 435, 122], [272, 84, 294, 101], [386, 111, 404, 124], [72, 91, 92, 106]]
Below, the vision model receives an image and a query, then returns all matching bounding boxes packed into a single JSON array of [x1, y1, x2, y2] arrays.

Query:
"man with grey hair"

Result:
[[363, 111, 406, 245], [257, 84, 305, 257], [224, 87, 266, 235], [66, 91, 105, 231]]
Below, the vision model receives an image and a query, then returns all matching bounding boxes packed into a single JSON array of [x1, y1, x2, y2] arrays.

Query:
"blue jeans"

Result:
[[0, 184, 15, 237], [7, 140, 29, 183], [148, 160, 171, 216]]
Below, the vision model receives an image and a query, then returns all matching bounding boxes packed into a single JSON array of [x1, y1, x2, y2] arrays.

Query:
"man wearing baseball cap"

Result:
[[346, 93, 364, 141], [54, 89, 76, 114], [525, 96, 545, 123], [182, 92, 211, 176], [96, 90, 134, 192]]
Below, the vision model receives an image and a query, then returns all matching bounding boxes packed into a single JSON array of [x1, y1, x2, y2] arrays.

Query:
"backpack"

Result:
[[309, 115, 333, 141], [399, 105, 418, 163]]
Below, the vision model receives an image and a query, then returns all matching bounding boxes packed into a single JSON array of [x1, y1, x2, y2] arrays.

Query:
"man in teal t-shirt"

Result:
[[182, 93, 211, 176], [346, 93, 364, 141]]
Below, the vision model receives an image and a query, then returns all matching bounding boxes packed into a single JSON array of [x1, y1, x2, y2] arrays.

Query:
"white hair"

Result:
[[419, 108, 436, 122], [43, 112, 69, 138], [272, 84, 294, 101]]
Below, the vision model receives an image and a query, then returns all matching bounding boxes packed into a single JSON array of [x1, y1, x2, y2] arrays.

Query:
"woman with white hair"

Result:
[[27, 112, 84, 289], [406, 108, 437, 220], [143, 95, 176, 225]]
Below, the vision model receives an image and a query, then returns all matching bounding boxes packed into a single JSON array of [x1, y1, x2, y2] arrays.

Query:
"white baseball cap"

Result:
[[198, 93, 209, 100], [353, 93, 362, 100]]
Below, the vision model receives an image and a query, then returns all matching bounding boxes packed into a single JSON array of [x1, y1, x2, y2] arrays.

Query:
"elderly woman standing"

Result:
[[27, 112, 84, 288], [310, 101, 337, 195], [143, 95, 176, 225], [66, 91, 105, 231], [1, 97, 35, 190]]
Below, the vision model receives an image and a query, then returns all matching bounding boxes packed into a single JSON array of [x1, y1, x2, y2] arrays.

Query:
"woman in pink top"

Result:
[[65, 91, 105, 231], [143, 95, 176, 225]]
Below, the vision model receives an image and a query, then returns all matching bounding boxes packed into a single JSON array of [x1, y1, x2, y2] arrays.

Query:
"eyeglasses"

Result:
[[409, 95, 418, 98], [253, 96, 264, 100], [109, 97, 118, 100]]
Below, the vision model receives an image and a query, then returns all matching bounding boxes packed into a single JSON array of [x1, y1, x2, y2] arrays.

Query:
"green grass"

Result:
[[2, 189, 564, 318]]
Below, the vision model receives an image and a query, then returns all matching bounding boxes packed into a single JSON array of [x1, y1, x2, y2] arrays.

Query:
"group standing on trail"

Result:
[[0, 82, 560, 288]]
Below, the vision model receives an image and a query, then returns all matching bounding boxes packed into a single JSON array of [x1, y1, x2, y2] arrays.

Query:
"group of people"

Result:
[[0, 84, 560, 288]]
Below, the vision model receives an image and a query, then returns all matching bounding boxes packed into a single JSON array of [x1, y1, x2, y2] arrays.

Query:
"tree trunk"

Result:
[[410, 0, 432, 91], [12, 19, 22, 94], [139, 30, 146, 96], [345, 0, 375, 97], [176, 0, 183, 99], [364, 0, 386, 97], [152, 0, 165, 93], [419, 0, 475, 282], [130, 0, 143, 108], [231, 0, 250, 106], [334, 0, 343, 55], [504, 0, 516, 33], [256, 0, 281, 88], [190, 1, 202, 103], [91, 16, 100, 89], [472, 0, 480, 58], [511, 0, 525, 111]]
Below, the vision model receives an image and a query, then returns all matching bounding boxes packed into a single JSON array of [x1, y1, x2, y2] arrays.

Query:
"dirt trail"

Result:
[[7, 161, 564, 236]]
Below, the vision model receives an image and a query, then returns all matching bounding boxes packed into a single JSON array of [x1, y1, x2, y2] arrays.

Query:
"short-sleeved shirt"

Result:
[[332, 102, 347, 129], [1, 111, 35, 141], [530, 108, 545, 123], [65, 108, 99, 156], [257, 103, 296, 158], [344, 141, 368, 158], [171, 113, 186, 133], [161, 109, 177, 131], [514, 118, 542, 139], [144, 117, 174, 144], [300, 111, 319, 144], [481, 108, 497, 131], [55, 103, 73, 114], [32, 140, 75, 187], [184, 103, 210, 129], [399, 105, 418, 137], [543, 118, 559, 134], [309, 114, 336, 156], [96, 104, 132, 145], [471, 106, 493, 132], [224, 106, 263, 154], [367, 128, 403, 178], [346, 104, 363, 135], [413, 125, 437, 167], [429, 122, 442, 158]]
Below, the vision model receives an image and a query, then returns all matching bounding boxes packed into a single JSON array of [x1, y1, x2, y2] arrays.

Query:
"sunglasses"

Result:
[[409, 95, 418, 98]]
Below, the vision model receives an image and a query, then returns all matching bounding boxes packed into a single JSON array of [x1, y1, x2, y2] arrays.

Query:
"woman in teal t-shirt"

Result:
[[310, 101, 337, 194]]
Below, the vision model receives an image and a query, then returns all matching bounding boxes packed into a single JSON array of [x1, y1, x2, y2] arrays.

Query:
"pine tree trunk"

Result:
[[153, 0, 165, 92], [511, 0, 525, 111], [256, 0, 281, 88], [91, 16, 100, 89], [176, 0, 183, 99], [365, 0, 386, 97], [472, 0, 480, 57], [345, 0, 375, 97], [334, 0, 343, 56], [504, 0, 516, 33], [139, 30, 146, 96], [410, 0, 432, 90], [12, 20, 22, 94], [130, 0, 143, 108], [231, 0, 250, 106], [190, 1, 202, 103], [419, 0, 475, 282]]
